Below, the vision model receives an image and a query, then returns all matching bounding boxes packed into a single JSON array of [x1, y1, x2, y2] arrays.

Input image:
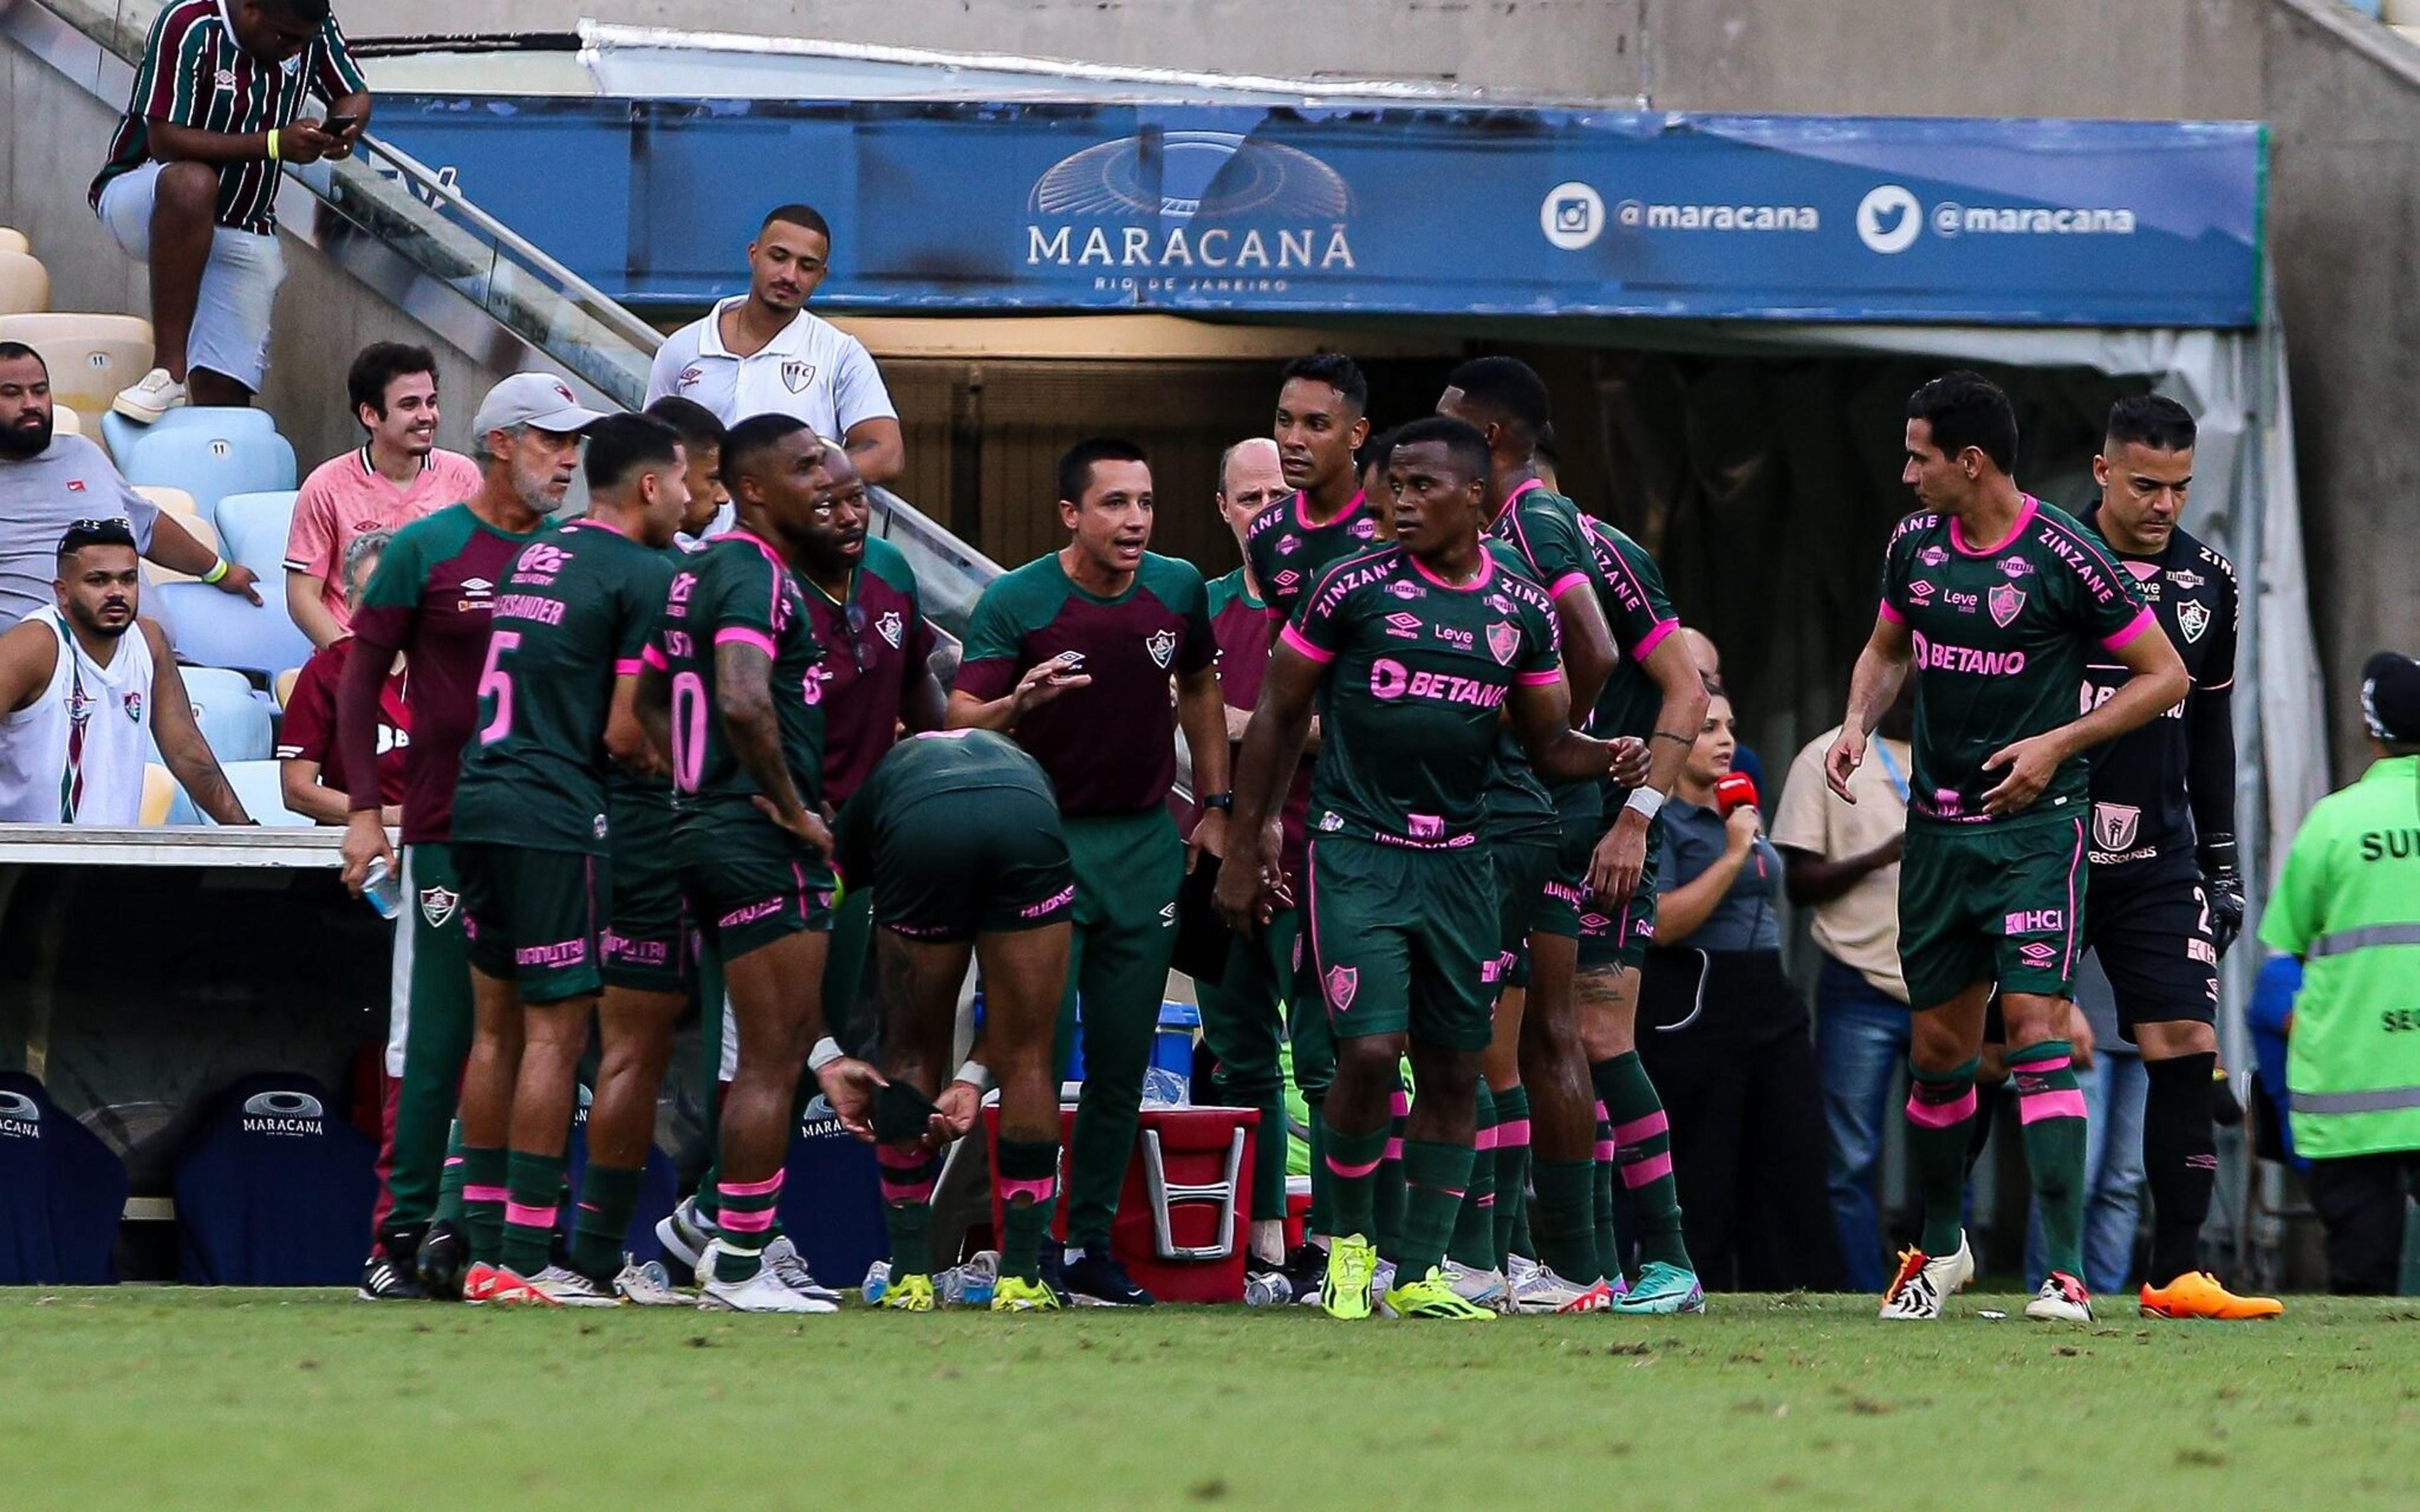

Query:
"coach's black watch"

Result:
[[1199, 792, 1234, 811]]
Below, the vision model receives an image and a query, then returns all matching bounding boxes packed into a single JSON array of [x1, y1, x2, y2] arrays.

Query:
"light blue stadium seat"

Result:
[[100, 404, 275, 466], [173, 665, 271, 764], [115, 418, 296, 529], [212, 760, 310, 827], [151, 582, 311, 677], [214, 491, 300, 581]]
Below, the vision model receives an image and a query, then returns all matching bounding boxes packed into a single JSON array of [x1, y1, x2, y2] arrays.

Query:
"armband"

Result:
[[202, 558, 231, 585], [808, 1037, 846, 1073], [953, 1060, 993, 1094], [1623, 787, 1666, 821]]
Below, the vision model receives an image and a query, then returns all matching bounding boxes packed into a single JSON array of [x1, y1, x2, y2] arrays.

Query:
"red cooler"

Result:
[[983, 1105, 1259, 1303]]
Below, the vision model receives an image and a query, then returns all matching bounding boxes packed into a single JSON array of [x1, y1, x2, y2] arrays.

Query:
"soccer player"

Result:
[[2076, 396, 2278, 1320], [822, 728, 1076, 1313], [339, 372, 605, 1300], [446, 414, 688, 1305], [1216, 416, 1648, 1321], [1437, 358, 1623, 1311], [638, 416, 858, 1313], [1829, 371, 2188, 1324], [570, 403, 728, 1308], [948, 438, 1229, 1307], [1245, 354, 1378, 626], [1197, 435, 1315, 1297]]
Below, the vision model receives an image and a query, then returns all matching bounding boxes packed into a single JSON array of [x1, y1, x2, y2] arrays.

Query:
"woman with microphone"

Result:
[[1630, 693, 1844, 1293]]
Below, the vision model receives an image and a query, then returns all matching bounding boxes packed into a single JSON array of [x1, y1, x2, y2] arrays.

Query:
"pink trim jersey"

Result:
[[1877, 495, 2149, 830]]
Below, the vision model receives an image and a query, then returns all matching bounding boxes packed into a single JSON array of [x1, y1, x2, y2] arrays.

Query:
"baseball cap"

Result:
[[470, 373, 611, 440], [2360, 651, 2420, 745]]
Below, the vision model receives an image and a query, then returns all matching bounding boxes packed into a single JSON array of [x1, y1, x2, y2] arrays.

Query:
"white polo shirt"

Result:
[[645, 297, 897, 438]]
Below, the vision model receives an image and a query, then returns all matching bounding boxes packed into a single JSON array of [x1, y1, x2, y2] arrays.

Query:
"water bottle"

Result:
[[860, 1259, 891, 1305], [1245, 1270, 1293, 1307], [938, 1250, 1000, 1307], [362, 856, 402, 920]]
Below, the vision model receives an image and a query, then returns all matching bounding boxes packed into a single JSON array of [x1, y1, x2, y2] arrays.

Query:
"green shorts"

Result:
[[1899, 815, 2088, 1011], [603, 793, 691, 994], [1489, 833, 1559, 992], [1577, 816, 1661, 972], [678, 810, 836, 964], [1304, 835, 1495, 1052], [456, 842, 608, 1004], [869, 785, 1075, 942]]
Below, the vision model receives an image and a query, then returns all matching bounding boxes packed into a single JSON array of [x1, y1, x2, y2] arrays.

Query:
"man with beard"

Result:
[[338, 372, 606, 1300], [0, 343, 259, 628], [0, 518, 251, 824]]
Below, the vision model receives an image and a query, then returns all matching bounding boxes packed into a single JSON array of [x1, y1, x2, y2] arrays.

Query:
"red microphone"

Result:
[[1714, 772, 1765, 878]]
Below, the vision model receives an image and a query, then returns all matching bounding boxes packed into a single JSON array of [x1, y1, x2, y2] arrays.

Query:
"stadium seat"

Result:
[[113, 418, 296, 528], [140, 762, 176, 825], [0, 251, 48, 316], [51, 404, 81, 437], [214, 490, 300, 582], [214, 759, 309, 827], [173, 1072, 377, 1285], [0, 227, 27, 255], [151, 581, 311, 675], [0, 312, 151, 416], [273, 667, 301, 709], [0, 1070, 130, 1285], [175, 665, 273, 764]]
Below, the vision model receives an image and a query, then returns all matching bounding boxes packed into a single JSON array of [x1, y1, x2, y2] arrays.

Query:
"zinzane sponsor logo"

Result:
[[1911, 632, 2027, 677], [241, 1090, 325, 1137], [1367, 658, 1507, 708]]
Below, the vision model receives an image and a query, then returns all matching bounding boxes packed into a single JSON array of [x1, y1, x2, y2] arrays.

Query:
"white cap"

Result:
[[469, 372, 611, 441]]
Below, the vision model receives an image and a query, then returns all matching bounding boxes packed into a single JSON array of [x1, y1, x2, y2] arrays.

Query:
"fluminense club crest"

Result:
[[1988, 583, 2026, 629], [1485, 621, 1522, 667], [1145, 628, 1178, 668]]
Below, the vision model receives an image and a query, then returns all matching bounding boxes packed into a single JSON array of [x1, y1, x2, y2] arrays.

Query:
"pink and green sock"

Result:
[[1492, 1084, 1531, 1264], [1447, 1085, 1499, 1271], [1390, 1137, 1476, 1279], [1905, 1056, 1980, 1257], [1596, 1053, 1689, 1273], [459, 1145, 509, 1264], [567, 1162, 643, 1283], [499, 1150, 566, 1276], [2010, 1040, 2089, 1281], [1320, 1113, 1390, 1241], [878, 1143, 942, 1277], [709, 1169, 785, 1283], [994, 1138, 1062, 1283]]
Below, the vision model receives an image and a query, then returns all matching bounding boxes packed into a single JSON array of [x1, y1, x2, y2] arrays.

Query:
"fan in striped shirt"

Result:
[[89, 0, 369, 421]]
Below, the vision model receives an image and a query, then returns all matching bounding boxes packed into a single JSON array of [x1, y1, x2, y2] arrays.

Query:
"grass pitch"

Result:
[[5, 1289, 2417, 1511]]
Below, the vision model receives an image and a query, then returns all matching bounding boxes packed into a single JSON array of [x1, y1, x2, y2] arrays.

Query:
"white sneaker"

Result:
[[613, 1258, 691, 1307], [655, 1195, 711, 1278], [1878, 1234, 1976, 1321], [761, 1234, 842, 1302], [523, 1264, 619, 1307], [2024, 1270, 2095, 1324], [1442, 1261, 1511, 1310], [112, 369, 187, 423], [1505, 1254, 1541, 1285], [1509, 1263, 1613, 1314], [696, 1242, 837, 1314]]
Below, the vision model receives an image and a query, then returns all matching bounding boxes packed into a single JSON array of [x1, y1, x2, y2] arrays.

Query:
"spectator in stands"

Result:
[[1772, 681, 1914, 1294], [90, 0, 369, 422], [276, 528, 404, 824], [1634, 692, 1839, 1291], [0, 520, 250, 824], [645, 204, 902, 486], [2257, 650, 2420, 1295], [0, 342, 259, 627], [283, 344, 480, 649]]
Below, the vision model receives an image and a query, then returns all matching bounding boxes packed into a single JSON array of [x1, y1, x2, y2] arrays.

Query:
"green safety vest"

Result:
[[2257, 755, 2420, 1158]]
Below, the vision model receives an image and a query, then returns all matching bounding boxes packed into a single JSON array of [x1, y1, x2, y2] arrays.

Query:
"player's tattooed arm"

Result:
[[1983, 622, 2187, 817], [1587, 629, 1710, 903], [146, 619, 251, 825], [1827, 612, 1913, 802], [716, 638, 831, 856], [1216, 641, 1321, 931]]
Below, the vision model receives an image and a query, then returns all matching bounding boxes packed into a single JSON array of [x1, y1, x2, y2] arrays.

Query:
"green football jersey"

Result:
[[606, 541, 700, 865], [1879, 495, 2150, 831], [1286, 542, 1562, 849], [1243, 486, 1382, 627], [1578, 513, 1683, 747], [1478, 537, 1560, 844], [1489, 479, 1615, 829], [654, 529, 829, 854], [454, 517, 675, 854]]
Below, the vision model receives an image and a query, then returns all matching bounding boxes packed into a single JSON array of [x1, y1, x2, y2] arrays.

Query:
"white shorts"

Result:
[[96, 161, 286, 391]]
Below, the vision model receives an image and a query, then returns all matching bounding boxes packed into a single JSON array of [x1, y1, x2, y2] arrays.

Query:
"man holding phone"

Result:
[[91, 0, 371, 421], [948, 437, 1229, 1307]]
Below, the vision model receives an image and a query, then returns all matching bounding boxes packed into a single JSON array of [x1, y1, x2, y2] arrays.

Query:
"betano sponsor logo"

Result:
[[1025, 130, 1355, 295]]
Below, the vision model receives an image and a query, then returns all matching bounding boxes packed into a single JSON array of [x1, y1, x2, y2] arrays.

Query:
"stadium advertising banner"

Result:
[[373, 99, 2265, 326]]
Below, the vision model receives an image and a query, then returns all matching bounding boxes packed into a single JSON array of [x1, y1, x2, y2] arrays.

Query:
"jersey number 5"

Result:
[[476, 631, 522, 745]]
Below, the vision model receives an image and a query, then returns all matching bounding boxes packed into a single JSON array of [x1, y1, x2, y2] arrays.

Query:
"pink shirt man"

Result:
[[283, 445, 480, 637]]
